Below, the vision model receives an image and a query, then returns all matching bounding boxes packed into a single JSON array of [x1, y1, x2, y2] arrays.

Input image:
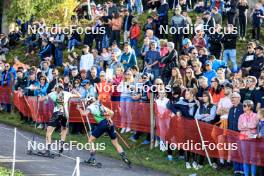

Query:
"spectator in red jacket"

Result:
[[129, 18, 141, 56]]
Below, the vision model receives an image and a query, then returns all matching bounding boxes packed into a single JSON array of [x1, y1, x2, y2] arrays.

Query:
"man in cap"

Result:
[[80, 79, 97, 99], [203, 60, 217, 86], [78, 96, 131, 167], [250, 45, 264, 78], [45, 83, 80, 156]]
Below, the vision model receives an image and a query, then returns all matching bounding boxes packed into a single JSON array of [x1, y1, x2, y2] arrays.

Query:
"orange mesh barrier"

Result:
[[13, 91, 31, 117], [11, 93, 264, 166], [68, 100, 150, 132], [155, 106, 264, 166], [0, 86, 12, 104], [13, 92, 54, 122]]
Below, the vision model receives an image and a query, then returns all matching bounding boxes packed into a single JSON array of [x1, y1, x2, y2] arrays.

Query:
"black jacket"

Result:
[[208, 33, 223, 52], [250, 55, 264, 78], [160, 49, 178, 78], [221, 33, 237, 50], [228, 103, 243, 131], [123, 15, 133, 31]]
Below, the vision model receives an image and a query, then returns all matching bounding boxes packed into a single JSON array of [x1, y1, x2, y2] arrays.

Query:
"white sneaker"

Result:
[[120, 128, 126, 134], [192, 161, 198, 170], [160, 141, 166, 151], [239, 37, 242, 41], [242, 37, 246, 41], [185, 162, 192, 169], [154, 140, 159, 148]]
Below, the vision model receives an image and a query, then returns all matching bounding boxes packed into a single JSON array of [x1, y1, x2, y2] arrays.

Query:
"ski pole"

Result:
[[115, 131, 130, 149]]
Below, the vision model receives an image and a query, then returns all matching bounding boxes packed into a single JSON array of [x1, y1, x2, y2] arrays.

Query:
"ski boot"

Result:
[[120, 152, 131, 168], [83, 157, 102, 168]]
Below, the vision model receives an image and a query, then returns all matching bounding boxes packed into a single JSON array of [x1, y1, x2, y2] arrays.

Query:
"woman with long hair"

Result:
[[209, 77, 224, 105], [119, 69, 135, 133], [195, 91, 217, 124], [184, 67, 198, 89]]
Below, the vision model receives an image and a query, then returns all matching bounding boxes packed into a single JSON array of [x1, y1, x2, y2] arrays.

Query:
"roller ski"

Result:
[[120, 152, 132, 168], [27, 149, 60, 159], [82, 157, 102, 168]]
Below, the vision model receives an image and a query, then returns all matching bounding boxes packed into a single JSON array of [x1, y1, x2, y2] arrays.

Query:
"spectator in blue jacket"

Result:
[[208, 55, 227, 71], [252, 3, 264, 42], [120, 43, 137, 71], [37, 75, 49, 96], [203, 60, 217, 86], [38, 39, 52, 61], [210, 0, 225, 14], [144, 41, 160, 79], [1, 63, 17, 86]]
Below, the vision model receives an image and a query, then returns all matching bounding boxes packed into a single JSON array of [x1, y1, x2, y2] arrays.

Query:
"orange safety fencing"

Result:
[[7, 90, 264, 166], [13, 91, 54, 122], [68, 99, 151, 133], [0, 86, 12, 104], [155, 106, 264, 166]]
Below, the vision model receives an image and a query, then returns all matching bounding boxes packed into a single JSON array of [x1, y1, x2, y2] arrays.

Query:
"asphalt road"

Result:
[[0, 123, 169, 176]]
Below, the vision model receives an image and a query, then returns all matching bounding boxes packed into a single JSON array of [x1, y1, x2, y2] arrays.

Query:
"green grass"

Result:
[[0, 112, 232, 176], [0, 166, 24, 176]]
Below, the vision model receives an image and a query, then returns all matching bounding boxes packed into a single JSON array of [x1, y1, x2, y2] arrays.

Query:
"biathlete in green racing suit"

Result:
[[78, 96, 131, 167]]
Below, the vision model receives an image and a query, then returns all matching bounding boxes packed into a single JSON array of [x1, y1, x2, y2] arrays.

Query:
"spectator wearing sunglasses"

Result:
[[240, 42, 256, 75]]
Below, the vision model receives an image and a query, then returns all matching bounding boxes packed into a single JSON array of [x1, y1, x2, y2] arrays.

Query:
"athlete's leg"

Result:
[[111, 138, 124, 153], [60, 127, 68, 141], [85, 135, 98, 164], [46, 126, 55, 146]]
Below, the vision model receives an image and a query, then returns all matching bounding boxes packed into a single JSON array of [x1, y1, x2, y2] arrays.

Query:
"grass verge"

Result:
[[0, 112, 232, 176], [0, 166, 24, 176]]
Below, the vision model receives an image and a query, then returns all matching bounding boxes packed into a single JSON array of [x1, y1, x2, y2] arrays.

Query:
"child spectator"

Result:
[[251, 3, 264, 42]]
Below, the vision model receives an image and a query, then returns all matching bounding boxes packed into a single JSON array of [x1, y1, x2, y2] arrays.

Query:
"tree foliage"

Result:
[[6, 0, 78, 25]]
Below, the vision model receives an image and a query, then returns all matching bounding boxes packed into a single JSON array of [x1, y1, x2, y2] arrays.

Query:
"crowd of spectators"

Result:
[[0, 0, 264, 175]]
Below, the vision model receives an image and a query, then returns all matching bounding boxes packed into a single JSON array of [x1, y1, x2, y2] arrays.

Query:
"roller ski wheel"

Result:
[[121, 155, 132, 168], [37, 151, 55, 159], [83, 158, 102, 168]]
